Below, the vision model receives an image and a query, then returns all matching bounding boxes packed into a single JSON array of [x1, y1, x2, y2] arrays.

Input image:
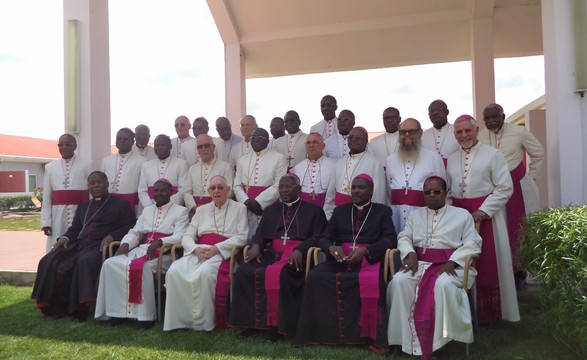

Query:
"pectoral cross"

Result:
[[350, 242, 358, 250], [286, 155, 294, 167], [62, 177, 70, 187], [281, 233, 290, 245], [403, 180, 412, 195], [147, 234, 154, 243], [244, 184, 250, 194]]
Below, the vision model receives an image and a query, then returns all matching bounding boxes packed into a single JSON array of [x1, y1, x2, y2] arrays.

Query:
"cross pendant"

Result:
[[310, 191, 317, 200], [402, 185, 412, 195], [63, 178, 70, 187], [286, 155, 293, 166], [281, 233, 290, 245], [147, 235, 154, 244], [350, 243, 358, 250]]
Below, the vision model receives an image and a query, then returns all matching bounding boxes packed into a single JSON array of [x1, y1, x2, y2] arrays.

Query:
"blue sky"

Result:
[[0, 0, 545, 141]]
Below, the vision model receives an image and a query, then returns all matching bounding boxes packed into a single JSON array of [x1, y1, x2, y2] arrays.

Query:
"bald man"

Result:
[[171, 115, 198, 166]]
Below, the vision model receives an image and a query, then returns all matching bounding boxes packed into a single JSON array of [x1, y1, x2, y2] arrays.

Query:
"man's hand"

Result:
[[193, 247, 207, 262], [42, 227, 53, 236], [472, 210, 489, 224], [329, 245, 346, 263], [202, 246, 220, 260], [245, 244, 261, 262], [115, 243, 130, 257], [438, 260, 458, 277], [289, 249, 303, 271], [188, 206, 197, 221], [146, 239, 163, 260], [100, 235, 114, 253], [401, 252, 418, 275], [52, 237, 68, 251], [344, 247, 368, 266], [245, 199, 263, 216]]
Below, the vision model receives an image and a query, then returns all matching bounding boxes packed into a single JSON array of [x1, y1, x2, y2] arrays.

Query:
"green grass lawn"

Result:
[[0, 216, 40, 231], [0, 285, 582, 359]]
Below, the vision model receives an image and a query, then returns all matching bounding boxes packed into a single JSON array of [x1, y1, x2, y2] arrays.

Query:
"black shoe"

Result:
[[137, 320, 155, 329], [388, 345, 402, 357], [263, 330, 282, 345], [237, 328, 257, 339], [109, 318, 126, 326]]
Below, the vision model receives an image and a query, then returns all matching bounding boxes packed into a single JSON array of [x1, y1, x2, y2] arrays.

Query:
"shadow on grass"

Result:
[[0, 285, 582, 360]]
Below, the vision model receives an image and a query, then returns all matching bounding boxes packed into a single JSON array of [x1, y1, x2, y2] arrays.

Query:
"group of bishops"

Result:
[[33, 95, 544, 359]]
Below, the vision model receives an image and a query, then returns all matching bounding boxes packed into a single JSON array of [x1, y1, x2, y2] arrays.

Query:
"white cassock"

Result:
[[290, 155, 336, 207], [95, 202, 189, 321], [40, 155, 90, 253], [422, 123, 460, 163], [387, 205, 482, 356], [233, 148, 287, 238], [323, 151, 388, 219], [446, 142, 520, 322], [171, 136, 197, 166], [369, 132, 400, 167], [132, 144, 156, 161], [272, 131, 308, 168], [323, 133, 349, 159], [479, 122, 544, 213], [310, 117, 338, 140], [101, 149, 146, 214], [386, 148, 446, 232], [138, 156, 189, 209], [217, 133, 243, 167], [183, 158, 234, 210], [228, 140, 254, 169], [163, 199, 248, 331]]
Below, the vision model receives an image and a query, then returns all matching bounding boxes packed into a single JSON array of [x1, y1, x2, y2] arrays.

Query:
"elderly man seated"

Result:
[[386, 176, 482, 359], [94, 178, 189, 327], [164, 175, 248, 331]]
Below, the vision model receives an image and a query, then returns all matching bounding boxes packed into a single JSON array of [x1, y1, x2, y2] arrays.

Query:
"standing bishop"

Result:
[[422, 100, 460, 166], [310, 95, 338, 140], [272, 110, 308, 171], [369, 107, 401, 168]]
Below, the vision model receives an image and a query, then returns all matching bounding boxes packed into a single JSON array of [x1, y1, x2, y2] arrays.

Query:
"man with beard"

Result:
[[230, 174, 327, 343], [215, 116, 243, 166], [229, 115, 258, 167], [272, 110, 308, 170], [32, 171, 136, 321], [310, 95, 338, 140], [422, 100, 460, 166], [171, 115, 197, 166], [268, 117, 285, 149], [386, 119, 445, 232], [446, 115, 519, 324], [133, 125, 156, 160], [369, 107, 402, 167], [324, 127, 387, 219], [323, 109, 355, 159]]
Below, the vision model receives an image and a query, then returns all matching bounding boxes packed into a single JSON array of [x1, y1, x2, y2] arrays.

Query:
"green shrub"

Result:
[[521, 206, 587, 357], [0, 195, 38, 212]]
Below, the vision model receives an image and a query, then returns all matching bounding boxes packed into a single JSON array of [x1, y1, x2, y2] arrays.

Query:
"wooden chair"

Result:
[[170, 243, 242, 283]]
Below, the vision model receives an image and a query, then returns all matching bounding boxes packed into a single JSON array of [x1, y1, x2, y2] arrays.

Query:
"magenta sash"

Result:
[[51, 189, 89, 205], [390, 189, 426, 206], [341, 242, 380, 340], [413, 247, 456, 360], [335, 192, 352, 206], [506, 162, 526, 271], [198, 233, 230, 329], [128, 232, 170, 304], [246, 185, 268, 199], [193, 195, 213, 206], [264, 239, 303, 327], [111, 192, 139, 212], [299, 191, 326, 207], [147, 186, 178, 199], [442, 157, 448, 168], [452, 196, 502, 323]]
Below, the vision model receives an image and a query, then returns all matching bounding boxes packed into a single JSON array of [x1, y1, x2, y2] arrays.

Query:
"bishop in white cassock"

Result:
[[171, 115, 198, 166], [309, 95, 338, 140], [215, 117, 244, 166], [422, 100, 460, 166], [323, 109, 355, 160], [446, 116, 519, 324], [164, 176, 248, 331], [229, 115, 258, 168], [387, 176, 482, 360], [133, 124, 157, 161], [41, 134, 90, 253], [272, 111, 308, 170], [95, 179, 189, 323], [369, 107, 402, 167]]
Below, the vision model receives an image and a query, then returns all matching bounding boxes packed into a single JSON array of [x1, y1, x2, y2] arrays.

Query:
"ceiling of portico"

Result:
[[207, 0, 542, 78]]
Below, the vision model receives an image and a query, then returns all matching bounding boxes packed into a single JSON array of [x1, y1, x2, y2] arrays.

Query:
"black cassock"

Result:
[[229, 199, 327, 337], [294, 202, 396, 351], [31, 194, 135, 318]]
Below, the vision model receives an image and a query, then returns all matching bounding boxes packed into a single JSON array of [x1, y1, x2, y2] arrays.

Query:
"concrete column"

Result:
[[542, 0, 587, 205], [63, 0, 111, 171], [525, 109, 549, 210], [225, 43, 246, 130], [470, 18, 496, 124]]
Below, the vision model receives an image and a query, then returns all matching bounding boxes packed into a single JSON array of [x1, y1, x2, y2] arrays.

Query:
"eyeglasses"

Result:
[[209, 185, 226, 191], [399, 129, 419, 135], [250, 136, 268, 140], [305, 140, 322, 145], [197, 143, 213, 150], [423, 190, 444, 195]]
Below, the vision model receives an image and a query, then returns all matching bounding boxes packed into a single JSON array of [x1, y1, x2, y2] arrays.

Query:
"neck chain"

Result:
[[302, 157, 327, 198], [489, 126, 504, 149], [148, 203, 170, 243], [402, 157, 418, 195], [341, 152, 366, 193], [384, 132, 399, 157], [286, 132, 301, 166], [200, 159, 217, 198], [351, 203, 373, 249], [336, 133, 349, 157], [459, 146, 477, 195], [61, 156, 74, 188], [157, 157, 170, 179], [244, 151, 265, 194], [213, 201, 229, 237], [424, 207, 447, 254], [112, 152, 128, 192], [80, 195, 110, 235], [432, 125, 449, 157], [323, 118, 336, 139], [281, 199, 301, 245]]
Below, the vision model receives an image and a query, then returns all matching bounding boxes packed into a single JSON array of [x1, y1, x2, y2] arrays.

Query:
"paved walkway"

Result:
[[0, 230, 45, 285]]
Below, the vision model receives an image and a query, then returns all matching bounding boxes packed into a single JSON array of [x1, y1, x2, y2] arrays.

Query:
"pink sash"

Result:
[[51, 189, 89, 205], [452, 196, 502, 323], [413, 247, 456, 360], [442, 158, 448, 168], [193, 195, 213, 206], [341, 242, 380, 340], [335, 192, 352, 206], [506, 162, 526, 270], [390, 189, 426, 206], [128, 232, 170, 304], [299, 191, 326, 207], [199, 233, 230, 329], [246, 185, 268, 200], [264, 239, 302, 327], [111, 192, 139, 212], [147, 186, 178, 199]]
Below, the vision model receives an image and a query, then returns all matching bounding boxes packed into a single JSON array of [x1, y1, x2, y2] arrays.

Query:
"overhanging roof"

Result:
[[207, 0, 542, 78]]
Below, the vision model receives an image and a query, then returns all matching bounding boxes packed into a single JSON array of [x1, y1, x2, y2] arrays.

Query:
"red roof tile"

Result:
[[0, 134, 60, 159]]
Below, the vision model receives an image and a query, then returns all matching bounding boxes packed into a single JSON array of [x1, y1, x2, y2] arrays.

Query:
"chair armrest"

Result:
[[171, 244, 184, 262], [242, 245, 251, 261], [384, 248, 399, 283], [305, 247, 320, 280], [462, 253, 480, 290], [108, 241, 121, 258], [155, 243, 174, 281], [229, 245, 244, 284]]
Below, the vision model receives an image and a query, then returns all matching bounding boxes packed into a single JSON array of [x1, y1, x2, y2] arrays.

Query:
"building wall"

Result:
[[0, 161, 47, 194]]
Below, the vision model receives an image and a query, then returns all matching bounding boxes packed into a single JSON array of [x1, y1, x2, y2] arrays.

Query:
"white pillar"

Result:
[[470, 18, 496, 123], [525, 109, 549, 210], [63, 0, 111, 171], [542, 0, 587, 206], [225, 43, 246, 130]]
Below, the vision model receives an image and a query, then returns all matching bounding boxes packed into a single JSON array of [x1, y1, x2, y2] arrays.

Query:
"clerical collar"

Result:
[[325, 116, 336, 123], [461, 141, 480, 153], [158, 155, 171, 162], [349, 150, 366, 156], [282, 197, 301, 207], [256, 148, 269, 156], [93, 193, 110, 203], [156, 200, 172, 209], [434, 122, 449, 130], [215, 199, 230, 209], [309, 155, 323, 162], [354, 201, 371, 211], [136, 145, 147, 150], [426, 204, 447, 215]]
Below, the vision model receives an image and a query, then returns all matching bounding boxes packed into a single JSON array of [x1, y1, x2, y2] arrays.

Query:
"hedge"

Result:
[[0, 195, 41, 212], [521, 205, 587, 357]]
